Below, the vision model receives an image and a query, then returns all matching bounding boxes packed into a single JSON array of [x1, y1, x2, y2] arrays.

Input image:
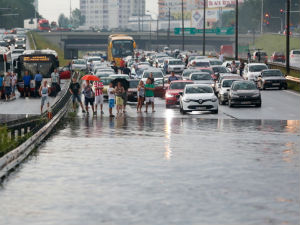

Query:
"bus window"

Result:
[[112, 40, 133, 58]]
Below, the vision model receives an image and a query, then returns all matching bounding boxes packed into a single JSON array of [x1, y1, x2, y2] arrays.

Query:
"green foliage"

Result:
[[58, 14, 70, 28], [0, 0, 37, 29], [58, 9, 85, 29], [0, 126, 32, 157]]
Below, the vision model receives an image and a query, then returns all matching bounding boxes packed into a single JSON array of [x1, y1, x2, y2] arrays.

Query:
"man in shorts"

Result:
[[39, 80, 50, 114], [107, 82, 115, 117], [93, 78, 104, 115], [144, 77, 155, 113], [69, 77, 85, 113], [3, 72, 11, 101]]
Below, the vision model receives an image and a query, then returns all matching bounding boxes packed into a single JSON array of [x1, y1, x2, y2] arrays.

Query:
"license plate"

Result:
[[272, 83, 280, 86], [241, 101, 251, 105], [196, 106, 205, 109]]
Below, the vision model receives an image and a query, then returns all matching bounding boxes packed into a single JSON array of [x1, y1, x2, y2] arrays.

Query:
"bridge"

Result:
[[39, 31, 255, 59]]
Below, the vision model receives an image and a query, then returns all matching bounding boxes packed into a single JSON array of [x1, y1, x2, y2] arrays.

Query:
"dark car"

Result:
[[14, 40, 26, 49], [0, 41, 9, 48], [181, 69, 200, 80], [271, 52, 285, 63], [228, 80, 261, 107], [3, 35, 15, 45], [127, 79, 139, 102], [211, 65, 230, 79], [257, 69, 287, 90]]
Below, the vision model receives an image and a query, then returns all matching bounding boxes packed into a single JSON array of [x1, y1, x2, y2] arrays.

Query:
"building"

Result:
[[80, 0, 145, 29]]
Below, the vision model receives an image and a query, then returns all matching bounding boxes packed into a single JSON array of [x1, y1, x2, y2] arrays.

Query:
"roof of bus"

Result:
[[109, 34, 134, 41], [22, 49, 58, 57]]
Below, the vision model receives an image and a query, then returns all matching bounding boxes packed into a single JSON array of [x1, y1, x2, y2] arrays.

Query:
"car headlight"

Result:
[[23, 44, 26, 47], [252, 93, 260, 97], [15, 44, 17, 47], [165, 93, 174, 98], [211, 98, 218, 102], [231, 92, 239, 97], [183, 98, 191, 102]]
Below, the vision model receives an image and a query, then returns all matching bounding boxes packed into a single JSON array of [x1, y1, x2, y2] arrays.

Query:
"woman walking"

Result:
[[39, 80, 51, 114], [114, 82, 125, 115], [137, 80, 145, 112]]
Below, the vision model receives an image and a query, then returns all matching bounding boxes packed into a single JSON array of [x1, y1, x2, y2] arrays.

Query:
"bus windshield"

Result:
[[112, 40, 133, 58]]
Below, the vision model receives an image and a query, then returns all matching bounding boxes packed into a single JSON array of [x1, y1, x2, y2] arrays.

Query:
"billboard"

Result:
[[207, 0, 244, 8], [191, 9, 220, 29]]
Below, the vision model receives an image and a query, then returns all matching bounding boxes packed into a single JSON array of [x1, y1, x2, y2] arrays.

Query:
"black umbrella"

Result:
[[112, 78, 130, 91]]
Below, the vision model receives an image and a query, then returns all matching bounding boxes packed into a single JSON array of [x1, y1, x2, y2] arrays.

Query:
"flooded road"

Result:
[[0, 112, 299, 225]]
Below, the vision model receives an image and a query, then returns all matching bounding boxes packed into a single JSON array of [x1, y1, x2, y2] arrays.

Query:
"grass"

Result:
[[287, 81, 300, 92], [29, 32, 69, 66], [250, 34, 300, 57]]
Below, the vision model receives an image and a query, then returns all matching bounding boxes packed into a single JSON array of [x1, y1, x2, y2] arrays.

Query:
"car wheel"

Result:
[[255, 103, 262, 107], [180, 106, 186, 114], [228, 99, 234, 108], [212, 109, 218, 114], [166, 104, 170, 108]]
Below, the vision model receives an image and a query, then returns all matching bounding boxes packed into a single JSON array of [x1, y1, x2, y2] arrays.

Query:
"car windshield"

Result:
[[233, 82, 257, 90], [101, 78, 113, 85], [200, 69, 213, 75], [12, 50, 23, 54], [191, 73, 212, 80], [186, 86, 213, 94], [129, 80, 139, 88], [213, 67, 227, 73], [112, 40, 133, 58], [209, 60, 222, 65], [262, 70, 283, 77], [16, 41, 24, 44], [96, 73, 112, 78], [194, 62, 210, 67], [88, 58, 101, 62], [222, 80, 237, 88], [170, 82, 192, 90], [249, 65, 268, 72], [169, 60, 183, 65], [73, 60, 85, 64], [182, 70, 198, 77], [143, 71, 163, 79]]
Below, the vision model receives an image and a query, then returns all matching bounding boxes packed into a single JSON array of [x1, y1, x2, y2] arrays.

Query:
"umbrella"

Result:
[[111, 78, 130, 91], [81, 74, 100, 81]]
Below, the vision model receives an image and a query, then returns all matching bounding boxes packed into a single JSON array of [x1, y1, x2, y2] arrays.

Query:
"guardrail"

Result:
[[267, 62, 300, 83], [0, 80, 71, 179], [29, 31, 37, 50]]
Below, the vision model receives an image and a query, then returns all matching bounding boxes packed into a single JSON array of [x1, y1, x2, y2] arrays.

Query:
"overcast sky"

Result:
[[39, 0, 159, 23]]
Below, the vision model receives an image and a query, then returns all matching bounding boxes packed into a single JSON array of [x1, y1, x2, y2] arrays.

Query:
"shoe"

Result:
[[82, 110, 86, 113], [109, 115, 115, 118]]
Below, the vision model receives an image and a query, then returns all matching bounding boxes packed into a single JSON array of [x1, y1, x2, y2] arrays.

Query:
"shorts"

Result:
[[116, 96, 123, 106], [109, 99, 115, 108], [5, 87, 11, 95], [85, 97, 94, 106], [72, 94, 82, 103], [95, 95, 104, 105], [11, 85, 16, 94], [41, 96, 49, 106], [145, 96, 154, 103]]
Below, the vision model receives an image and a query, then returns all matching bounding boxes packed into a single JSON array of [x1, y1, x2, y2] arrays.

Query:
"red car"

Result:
[[165, 80, 194, 107], [271, 52, 285, 63]]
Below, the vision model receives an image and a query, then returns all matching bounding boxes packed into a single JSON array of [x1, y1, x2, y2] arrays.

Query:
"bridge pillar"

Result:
[[64, 48, 78, 60]]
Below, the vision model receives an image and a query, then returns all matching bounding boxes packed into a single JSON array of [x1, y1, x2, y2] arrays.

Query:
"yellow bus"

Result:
[[107, 34, 136, 67]]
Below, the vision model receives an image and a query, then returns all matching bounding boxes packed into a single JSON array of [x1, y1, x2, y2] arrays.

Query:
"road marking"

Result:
[[283, 90, 300, 97]]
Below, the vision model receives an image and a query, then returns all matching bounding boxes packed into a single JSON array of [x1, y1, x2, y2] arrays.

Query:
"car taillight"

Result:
[[291, 54, 294, 58]]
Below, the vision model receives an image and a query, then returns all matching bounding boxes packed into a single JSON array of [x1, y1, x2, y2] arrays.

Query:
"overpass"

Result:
[[39, 31, 255, 59]]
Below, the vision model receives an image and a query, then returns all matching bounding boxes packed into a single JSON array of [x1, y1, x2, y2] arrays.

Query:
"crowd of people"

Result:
[[0, 72, 17, 101]]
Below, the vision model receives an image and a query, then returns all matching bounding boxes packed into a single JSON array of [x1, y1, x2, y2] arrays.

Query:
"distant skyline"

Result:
[[39, 0, 159, 23]]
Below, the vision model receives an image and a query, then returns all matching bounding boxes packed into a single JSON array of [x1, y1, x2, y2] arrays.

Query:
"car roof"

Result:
[[170, 80, 193, 83], [221, 77, 243, 82], [185, 83, 212, 87], [190, 72, 210, 75], [247, 63, 267, 66]]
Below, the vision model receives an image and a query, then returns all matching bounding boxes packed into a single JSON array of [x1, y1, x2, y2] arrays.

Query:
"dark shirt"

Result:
[[111, 65, 118, 74], [70, 82, 80, 95], [23, 75, 31, 86], [123, 67, 131, 76], [168, 76, 178, 82]]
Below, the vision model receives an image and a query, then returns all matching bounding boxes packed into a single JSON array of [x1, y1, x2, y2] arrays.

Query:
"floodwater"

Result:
[[0, 115, 299, 225]]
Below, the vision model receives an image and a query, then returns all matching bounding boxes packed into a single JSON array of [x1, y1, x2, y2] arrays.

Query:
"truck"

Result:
[[220, 45, 234, 58], [24, 18, 38, 30]]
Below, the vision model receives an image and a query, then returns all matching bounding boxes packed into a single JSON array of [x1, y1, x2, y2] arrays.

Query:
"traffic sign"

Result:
[[174, 27, 234, 35]]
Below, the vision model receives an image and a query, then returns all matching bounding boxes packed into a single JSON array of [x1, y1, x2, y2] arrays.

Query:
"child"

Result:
[[114, 82, 125, 115], [108, 82, 115, 118], [144, 78, 155, 113], [137, 80, 145, 112]]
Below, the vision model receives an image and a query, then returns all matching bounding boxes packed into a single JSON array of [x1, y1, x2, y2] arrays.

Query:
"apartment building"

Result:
[[80, 0, 145, 29]]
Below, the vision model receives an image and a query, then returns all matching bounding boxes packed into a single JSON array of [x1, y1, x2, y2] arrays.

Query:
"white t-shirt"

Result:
[[11, 75, 17, 86], [108, 87, 115, 100]]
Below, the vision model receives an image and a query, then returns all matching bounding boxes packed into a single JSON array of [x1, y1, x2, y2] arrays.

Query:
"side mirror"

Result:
[[133, 42, 137, 49], [179, 91, 183, 96], [227, 89, 230, 92]]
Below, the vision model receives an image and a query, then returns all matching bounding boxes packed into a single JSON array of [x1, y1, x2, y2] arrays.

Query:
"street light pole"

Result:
[[260, 0, 264, 34], [181, 0, 185, 51], [286, 0, 290, 74], [203, 0, 206, 56], [235, 0, 239, 60], [168, 7, 170, 47]]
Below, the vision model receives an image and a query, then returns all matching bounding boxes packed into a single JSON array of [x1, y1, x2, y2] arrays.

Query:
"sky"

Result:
[[38, 0, 159, 23]]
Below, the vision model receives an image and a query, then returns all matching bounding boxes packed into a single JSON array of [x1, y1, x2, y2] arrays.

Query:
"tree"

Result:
[[70, 8, 85, 28], [58, 14, 70, 28]]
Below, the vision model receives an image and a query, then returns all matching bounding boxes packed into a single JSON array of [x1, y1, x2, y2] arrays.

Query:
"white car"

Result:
[[179, 84, 218, 114], [188, 59, 211, 68], [141, 69, 164, 83], [72, 59, 87, 71], [218, 78, 243, 105], [243, 63, 268, 81], [208, 58, 223, 66], [167, 59, 185, 73], [290, 49, 300, 66]]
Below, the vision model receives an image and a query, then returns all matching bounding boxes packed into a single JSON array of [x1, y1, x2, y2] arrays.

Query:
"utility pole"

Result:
[[235, 0, 239, 60], [203, 0, 206, 56], [168, 7, 170, 47], [286, 0, 290, 74], [181, 0, 185, 51], [260, 0, 264, 34], [138, 0, 141, 32]]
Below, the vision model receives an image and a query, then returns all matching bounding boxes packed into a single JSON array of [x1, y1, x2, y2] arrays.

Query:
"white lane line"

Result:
[[283, 90, 300, 97]]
